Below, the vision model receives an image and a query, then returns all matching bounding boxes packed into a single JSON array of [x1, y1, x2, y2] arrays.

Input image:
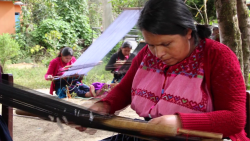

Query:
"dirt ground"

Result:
[[7, 89, 141, 141]]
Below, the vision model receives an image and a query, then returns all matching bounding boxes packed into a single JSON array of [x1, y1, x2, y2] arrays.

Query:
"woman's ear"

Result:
[[186, 29, 192, 40]]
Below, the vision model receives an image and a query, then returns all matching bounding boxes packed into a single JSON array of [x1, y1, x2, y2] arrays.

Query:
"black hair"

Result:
[[58, 47, 73, 57], [117, 41, 132, 55], [121, 41, 132, 49], [137, 0, 211, 44], [213, 27, 219, 31]]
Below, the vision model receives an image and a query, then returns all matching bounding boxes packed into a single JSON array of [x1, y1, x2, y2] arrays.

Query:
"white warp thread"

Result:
[[62, 9, 141, 76]]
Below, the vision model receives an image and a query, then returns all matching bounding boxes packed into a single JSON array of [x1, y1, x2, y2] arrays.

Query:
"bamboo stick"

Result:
[[98, 116, 223, 139], [178, 128, 223, 139], [16, 110, 223, 140]]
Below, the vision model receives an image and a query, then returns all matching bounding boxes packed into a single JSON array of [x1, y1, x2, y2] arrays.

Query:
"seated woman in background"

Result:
[[45, 47, 77, 95], [211, 27, 220, 42], [105, 41, 135, 83], [45, 47, 118, 98]]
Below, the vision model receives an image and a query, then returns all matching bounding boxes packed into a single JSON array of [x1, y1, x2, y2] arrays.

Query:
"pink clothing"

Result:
[[114, 55, 129, 72], [131, 40, 213, 118], [102, 38, 249, 140], [45, 56, 76, 95]]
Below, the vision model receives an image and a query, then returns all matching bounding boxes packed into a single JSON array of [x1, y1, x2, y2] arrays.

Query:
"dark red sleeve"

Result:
[[179, 40, 246, 137], [45, 59, 58, 80], [102, 46, 149, 114]]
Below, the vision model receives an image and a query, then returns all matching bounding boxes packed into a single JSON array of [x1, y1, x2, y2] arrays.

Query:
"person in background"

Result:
[[211, 27, 220, 42], [45, 47, 76, 95], [105, 41, 135, 83], [45, 47, 118, 98]]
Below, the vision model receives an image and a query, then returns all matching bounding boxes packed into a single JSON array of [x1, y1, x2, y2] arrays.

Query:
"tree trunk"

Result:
[[215, 0, 244, 74], [237, 0, 250, 87], [102, 0, 113, 31], [204, 0, 209, 25]]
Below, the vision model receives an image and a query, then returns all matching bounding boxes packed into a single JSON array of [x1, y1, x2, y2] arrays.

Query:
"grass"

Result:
[[5, 61, 250, 90], [5, 65, 51, 89], [4, 63, 113, 89]]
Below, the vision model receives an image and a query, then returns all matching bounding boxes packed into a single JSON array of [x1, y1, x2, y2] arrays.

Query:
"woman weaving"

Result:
[[45, 47, 77, 95], [75, 0, 248, 140], [105, 41, 135, 83], [45, 47, 117, 98]]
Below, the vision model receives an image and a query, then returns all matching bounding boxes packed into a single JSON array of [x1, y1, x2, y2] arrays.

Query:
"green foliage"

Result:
[[103, 41, 122, 63], [88, 1, 102, 28], [33, 19, 78, 49], [111, 0, 147, 17], [186, 0, 217, 24], [14, 0, 94, 64], [44, 30, 62, 49], [55, 0, 93, 47], [30, 45, 46, 63], [0, 34, 20, 67], [82, 63, 114, 85], [31, 0, 59, 25]]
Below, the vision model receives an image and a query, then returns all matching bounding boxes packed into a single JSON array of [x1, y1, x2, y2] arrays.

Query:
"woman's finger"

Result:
[[147, 117, 161, 124], [75, 126, 87, 132]]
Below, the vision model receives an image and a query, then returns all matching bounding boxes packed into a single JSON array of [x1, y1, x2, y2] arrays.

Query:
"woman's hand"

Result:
[[89, 101, 110, 115], [114, 63, 123, 68], [69, 102, 111, 132], [47, 75, 54, 81], [71, 73, 84, 80], [148, 115, 182, 130]]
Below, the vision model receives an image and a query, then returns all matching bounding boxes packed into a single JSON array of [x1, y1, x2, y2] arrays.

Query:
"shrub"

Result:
[[33, 19, 78, 49], [0, 34, 20, 67]]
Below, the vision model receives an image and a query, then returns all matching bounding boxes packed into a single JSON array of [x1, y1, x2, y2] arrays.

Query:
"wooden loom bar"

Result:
[[15, 109, 223, 140], [97, 116, 223, 139], [178, 128, 223, 139]]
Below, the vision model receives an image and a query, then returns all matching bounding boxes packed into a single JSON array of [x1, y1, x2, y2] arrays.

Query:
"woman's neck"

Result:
[[187, 38, 196, 57]]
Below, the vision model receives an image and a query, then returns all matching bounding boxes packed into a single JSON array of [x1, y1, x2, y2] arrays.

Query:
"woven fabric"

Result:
[[130, 40, 213, 118]]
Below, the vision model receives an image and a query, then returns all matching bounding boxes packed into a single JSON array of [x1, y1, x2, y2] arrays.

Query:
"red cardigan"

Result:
[[45, 56, 76, 95], [102, 38, 249, 141]]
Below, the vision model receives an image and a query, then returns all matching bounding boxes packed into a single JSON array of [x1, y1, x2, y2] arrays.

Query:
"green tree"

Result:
[[0, 34, 20, 67], [32, 19, 78, 49], [185, 0, 217, 24], [15, 0, 93, 52], [55, 0, 93, 47], [111, 0, 147, 17], [215, 0, 250, 87]]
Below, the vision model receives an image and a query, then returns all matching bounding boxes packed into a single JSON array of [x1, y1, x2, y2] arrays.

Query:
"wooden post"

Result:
[[1, 74, 13, 138]]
